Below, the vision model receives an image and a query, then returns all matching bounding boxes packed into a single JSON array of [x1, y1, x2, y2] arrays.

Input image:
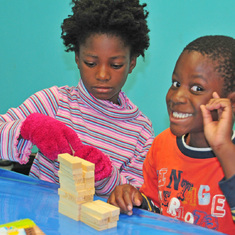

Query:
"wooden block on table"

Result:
[[58, 186, 95, 199], [81, 200, 120, 220], [58, 166, 83, 179], [83, 170, 94, 179], [93, 200, 120, 217], [81, 212, 117, 231], [81, 210, 109, 226], [59, 178, 86, 191], [79, 158, 95, 171], [58, 153, 82, 170], [58, 188, 86, 204], [59, 200, 81, 221]]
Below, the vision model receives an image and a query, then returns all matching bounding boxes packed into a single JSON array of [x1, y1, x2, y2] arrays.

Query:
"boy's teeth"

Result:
[[173, 112, 192, 118]]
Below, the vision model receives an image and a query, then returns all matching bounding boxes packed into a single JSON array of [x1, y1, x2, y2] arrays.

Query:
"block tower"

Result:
[[58, 153, 120, 231]]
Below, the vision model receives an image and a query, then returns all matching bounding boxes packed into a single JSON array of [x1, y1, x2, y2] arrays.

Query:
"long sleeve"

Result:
[[1, 81, 155, 197], [95, 134, 154, 196], [219, 174, 235, 222], [0, 87, 59, 164]]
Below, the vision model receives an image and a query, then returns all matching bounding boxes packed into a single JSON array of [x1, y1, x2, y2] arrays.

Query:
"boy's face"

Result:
[[166, 50, 224, 139], [75, 33, 136, 104]]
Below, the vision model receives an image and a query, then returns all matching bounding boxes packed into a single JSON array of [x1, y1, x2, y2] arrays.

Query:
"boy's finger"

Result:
[[212, 91, 220, 99]]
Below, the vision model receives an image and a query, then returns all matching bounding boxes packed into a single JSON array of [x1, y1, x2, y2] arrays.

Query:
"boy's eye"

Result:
[[172, 81, 180, 88], [191, 85, 204, 92]]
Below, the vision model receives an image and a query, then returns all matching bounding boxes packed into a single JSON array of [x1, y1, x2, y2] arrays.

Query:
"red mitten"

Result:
[[21, 113, 82, 160], [74, 145, 112, 182]]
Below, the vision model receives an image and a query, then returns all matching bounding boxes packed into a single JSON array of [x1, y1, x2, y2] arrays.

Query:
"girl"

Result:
[[0, 0, 154, 196]]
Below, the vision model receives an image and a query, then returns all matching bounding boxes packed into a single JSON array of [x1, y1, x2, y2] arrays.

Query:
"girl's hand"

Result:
[[108, 184, 143, 216]]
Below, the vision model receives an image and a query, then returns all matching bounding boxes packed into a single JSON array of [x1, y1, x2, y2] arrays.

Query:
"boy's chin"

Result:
[[169, 126, 187, 137]]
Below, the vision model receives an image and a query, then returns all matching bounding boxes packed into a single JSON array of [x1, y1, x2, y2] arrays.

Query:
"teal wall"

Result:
[[1, 0, 235, 136]]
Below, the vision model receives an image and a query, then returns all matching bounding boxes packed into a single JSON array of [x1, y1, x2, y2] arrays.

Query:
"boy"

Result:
[[108, 35, 235, 234]]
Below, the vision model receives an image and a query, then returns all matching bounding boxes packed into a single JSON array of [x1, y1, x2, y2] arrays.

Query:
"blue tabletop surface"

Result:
[[0, 168, 223, 235]]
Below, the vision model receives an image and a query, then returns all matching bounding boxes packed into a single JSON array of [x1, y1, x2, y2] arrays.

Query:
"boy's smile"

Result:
[[75, 34, 136, 104], [166, 50, 224, 147]]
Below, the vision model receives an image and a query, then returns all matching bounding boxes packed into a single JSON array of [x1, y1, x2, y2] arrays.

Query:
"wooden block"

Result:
[[79, 158, 95, 171], [58, 165, 83, 180], [59, 200, 81, 221], [81, 201, 112, 219], [93, 200, 120, 217], [58, 188, 85, 203], [83, 170, 94, 178], [59, 199, 83, 210], [59, 190, 85, 205], [58, 153, 82, 170], [85, 181, 95, 190], [80, 215, 117, 231], [59, 178, 86, 191], [108, 215, 119, 223], [84, 194, 94, 202], [81, 210, 109, 226], [107, 221, 118, 229], [84, 177, 94, 184]]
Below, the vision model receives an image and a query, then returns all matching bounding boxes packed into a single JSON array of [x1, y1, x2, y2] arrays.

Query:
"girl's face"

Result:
[[166, 50, 224, 147], [75, 34, 136, 104]]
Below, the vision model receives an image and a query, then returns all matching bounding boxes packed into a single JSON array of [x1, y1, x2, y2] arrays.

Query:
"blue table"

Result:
[[0, 168, 222, 235]]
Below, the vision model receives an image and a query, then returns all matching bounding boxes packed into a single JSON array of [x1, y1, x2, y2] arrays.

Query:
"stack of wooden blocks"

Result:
[[58, 153, 120, 231]]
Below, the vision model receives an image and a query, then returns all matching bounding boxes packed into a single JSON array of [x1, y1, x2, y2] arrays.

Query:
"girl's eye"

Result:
[[111, 64, 123, 69], [191, 85, 204, 92], [172, 81, 180, 88], [84, 61, 96, 67]]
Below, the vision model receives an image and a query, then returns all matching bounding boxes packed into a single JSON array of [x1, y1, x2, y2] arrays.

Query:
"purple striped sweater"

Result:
[[0, 80, 154, 196]]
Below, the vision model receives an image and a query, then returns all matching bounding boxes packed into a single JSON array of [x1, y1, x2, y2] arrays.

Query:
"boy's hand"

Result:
[[107, 184, 143, 216], [201, 92, 235, 179], [200, 92, 233, 149]]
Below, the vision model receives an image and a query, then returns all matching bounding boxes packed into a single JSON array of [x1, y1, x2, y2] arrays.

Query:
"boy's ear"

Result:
[[128, 57, 137, 74], [228, 91, 235, 114], [75, 53, 80, 69]]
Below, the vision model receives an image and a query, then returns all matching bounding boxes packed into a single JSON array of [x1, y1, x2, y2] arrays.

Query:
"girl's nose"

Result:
[[96, 65, 111, 81]]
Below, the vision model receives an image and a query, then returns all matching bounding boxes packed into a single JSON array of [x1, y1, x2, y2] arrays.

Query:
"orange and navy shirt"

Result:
[[139, 128, 235, 235]]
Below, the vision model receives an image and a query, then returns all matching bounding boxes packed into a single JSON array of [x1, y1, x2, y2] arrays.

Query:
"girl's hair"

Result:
[[61, 0, 150, 58], [183, 35, 235, 95]]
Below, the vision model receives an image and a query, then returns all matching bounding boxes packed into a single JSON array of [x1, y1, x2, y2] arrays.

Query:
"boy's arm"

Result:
[[201, 92, 235, 221], [200, 92, 235, 179]]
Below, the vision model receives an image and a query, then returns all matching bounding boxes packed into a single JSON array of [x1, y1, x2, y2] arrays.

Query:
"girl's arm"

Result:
[[0, 87, 59, 164], [95, 133, 154, 196]]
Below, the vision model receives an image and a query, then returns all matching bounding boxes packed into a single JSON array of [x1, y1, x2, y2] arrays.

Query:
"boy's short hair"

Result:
[[183, 35, 235, 96], [61, 0, 150, 58]]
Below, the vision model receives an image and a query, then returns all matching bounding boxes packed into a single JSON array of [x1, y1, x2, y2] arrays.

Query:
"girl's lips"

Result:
[[93, 87, 112, 93]]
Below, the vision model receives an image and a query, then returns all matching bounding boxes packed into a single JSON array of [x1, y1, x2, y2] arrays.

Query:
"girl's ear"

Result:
[[128, 57, 137, 74], [75, 53, 80, 69]]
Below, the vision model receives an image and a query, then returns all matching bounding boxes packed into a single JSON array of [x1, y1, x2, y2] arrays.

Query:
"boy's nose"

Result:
[[171, 88, 188, 104], [96, 65, 111, 81]]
